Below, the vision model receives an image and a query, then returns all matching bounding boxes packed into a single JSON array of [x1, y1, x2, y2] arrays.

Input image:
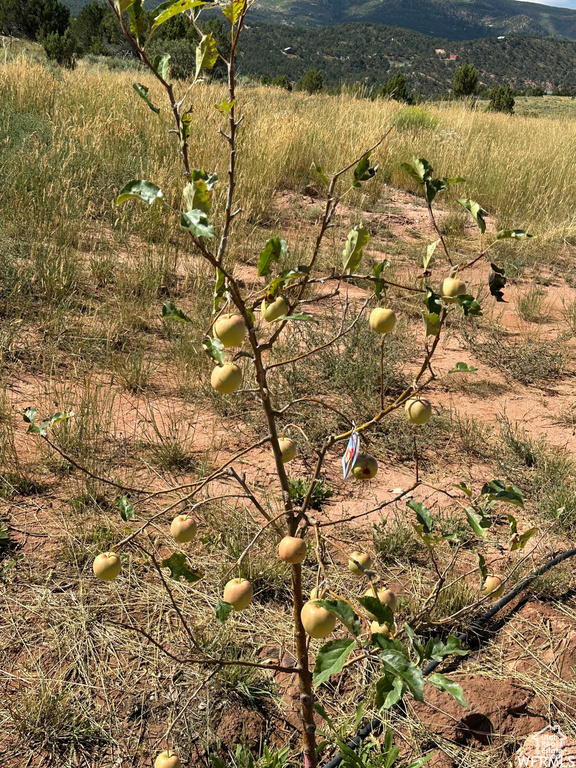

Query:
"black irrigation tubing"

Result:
[[320, 545, 576, 768]]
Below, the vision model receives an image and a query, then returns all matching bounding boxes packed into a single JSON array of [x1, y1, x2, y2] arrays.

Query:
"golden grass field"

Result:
[[3, 50, 576, 768]]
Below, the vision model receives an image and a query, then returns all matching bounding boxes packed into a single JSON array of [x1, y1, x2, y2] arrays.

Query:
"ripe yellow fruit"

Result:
[[211, 363, 242, 394], [369, 308, 397, 334], [363, 586, 397, 618], [154, 751, 182, 768], [301, 601, 336, 639], [370, 619, 397, 637], [214, 314, 245, 348], [93, 552, 121, 581], [352, 454, 378, 480], [404, 397, 432, 425], [170, 515, 197, 543], [278, 536, 307, 564], [261, 296, 288, 322], [278, 437, 296, 463], [348, 551, 372, 576], [481, 575, 504, 598], [440, 277, 467, 303], [223, 578, 253, 611]]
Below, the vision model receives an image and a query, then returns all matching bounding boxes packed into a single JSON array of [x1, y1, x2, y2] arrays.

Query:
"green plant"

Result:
[[295, 68, 324, 94], [453, 63, 478, 97], [393, 107, 438, 133], [18, 3, 543, 765], [375, 73, 410, 103], [488, 85, 515, 114]]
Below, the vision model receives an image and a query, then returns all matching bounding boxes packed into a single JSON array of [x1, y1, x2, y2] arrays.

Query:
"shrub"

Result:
[[393, 106, 439, 132], [489, 85, 515, 113], [295, 68, 323, 94]]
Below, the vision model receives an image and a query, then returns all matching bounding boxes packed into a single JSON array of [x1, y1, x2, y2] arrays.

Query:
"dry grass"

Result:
[[2, 48, 576, 768]]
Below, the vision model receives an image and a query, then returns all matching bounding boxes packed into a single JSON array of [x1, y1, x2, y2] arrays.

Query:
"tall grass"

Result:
[[2, 55, 576, 256]]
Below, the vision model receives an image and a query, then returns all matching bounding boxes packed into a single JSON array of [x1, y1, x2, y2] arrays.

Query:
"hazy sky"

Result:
[[520, 0, 576, 7]]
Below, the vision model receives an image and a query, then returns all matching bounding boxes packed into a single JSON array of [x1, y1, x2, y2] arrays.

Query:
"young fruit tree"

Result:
[[23, 1, 543, 765]]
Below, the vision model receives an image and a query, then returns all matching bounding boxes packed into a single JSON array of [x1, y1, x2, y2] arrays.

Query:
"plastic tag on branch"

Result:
[[342, 427, 360, 481]]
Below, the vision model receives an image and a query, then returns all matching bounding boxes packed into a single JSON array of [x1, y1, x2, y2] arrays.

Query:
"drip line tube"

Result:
[[320, 546, 576, 768]]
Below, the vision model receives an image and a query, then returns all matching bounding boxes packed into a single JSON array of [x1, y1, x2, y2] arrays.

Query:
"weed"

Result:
[[516, 286, 551, 323], [288, 477, 333, 511]]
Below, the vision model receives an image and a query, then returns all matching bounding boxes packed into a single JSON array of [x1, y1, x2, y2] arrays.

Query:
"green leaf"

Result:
[[423, 240, 439, 270], [448, 362, 478, 374], [114, 0, 132, 14], [215, 599, 234, 623], [266, 266, 310, 298], [132, 83, 160, 115], [258, 237, 288, 277], [373, 260, 390, 301], [407, 500, 433, 534], [313, 638, 356, 687], [458, 199, 488, 235], [196, 33, 218, 79], [342, 226, 370, 273], [455, 294, 482, 317], [424, 635, 468, 661], [359, 596, 394, 627], [151, 0, 206, 30], [23, 407, 37, 424], [478, 553, 488, 586], [128, 0, 145, 40], [202, 336, 226, 365], [496, 229, 534, 240], [161, 552, 203, 583], [180, 111, 192, 144], [375, 673, 404, 709], [315, 599, 361, 637], [404, 623, 425, 665], [183, 171, 218, 215], [313, 163, 330, 186], [152, 53, 171, 80], [465, 507, 491, 538], [314, 702, 337, 732], [422, 312, 440, 337], [425, 288, 442, 316], [116, 495, 134, 522], [180, 209, 216, 238], [406, 755, 434, 768], [353, 152, 379, 187], [162, 301, 192, 323], [481, 480, 524, 508], [518, 527, 538, 548], [116, 180, 164, 206], [427, 673, 469, 708], [507, 514, 518, 535], [215, 97, 235, 115], [27, 411, 73, 436], [222, 0, 245, 23], [455, 481, 473, 498], [380, 650, 425, 701], [401, 158, 433, 185], [489, 263, 507, 302], [214, 268, 226, 312]]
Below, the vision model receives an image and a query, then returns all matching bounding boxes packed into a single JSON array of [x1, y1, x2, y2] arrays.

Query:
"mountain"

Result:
[[249, 0, 576, 40], [239, 22, 576, 94]]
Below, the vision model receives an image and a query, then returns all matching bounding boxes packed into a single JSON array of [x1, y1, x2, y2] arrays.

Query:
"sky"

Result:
[[520, 0, 576, 7]]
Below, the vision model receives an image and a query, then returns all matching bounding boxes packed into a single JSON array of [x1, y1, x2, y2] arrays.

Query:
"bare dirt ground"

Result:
[[2, 186, 576, 767]]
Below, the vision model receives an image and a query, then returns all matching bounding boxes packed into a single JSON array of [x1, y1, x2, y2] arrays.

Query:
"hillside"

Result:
[[249, 0, 576, 40], [239, 22, 576, 95]]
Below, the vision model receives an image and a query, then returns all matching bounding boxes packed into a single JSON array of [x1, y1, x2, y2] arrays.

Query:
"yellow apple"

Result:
[[261, 296, 288, 322], [93, 552, 121, 581], [369, 308, 397, 334], [170, 515, 197, 543], [440, 277, 467, 303], [154, 751, 182, 768], [214, 314, 245, 348], [301, 601, 336, 639], [278, 437, 296, 463], [278, 536, 307, 564], [352, 454, 378, 480], [404, 397, 432, 425], [223, 578, 253, 611], [211, 363, 242, 394], [370, 619, 397, 637], [481, 575, 504, 598], [348, 551, 372, 576]]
